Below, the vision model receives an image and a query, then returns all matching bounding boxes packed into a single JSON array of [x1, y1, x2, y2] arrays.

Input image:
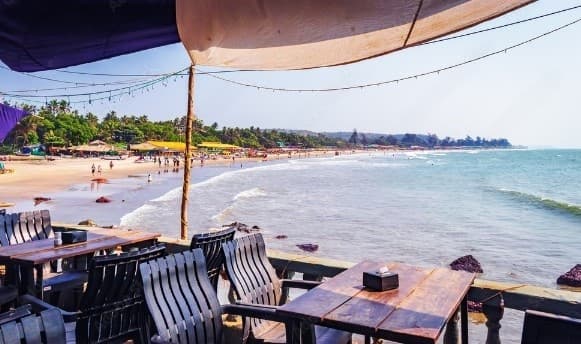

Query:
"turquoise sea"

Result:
[[38, 149, 581, 342]]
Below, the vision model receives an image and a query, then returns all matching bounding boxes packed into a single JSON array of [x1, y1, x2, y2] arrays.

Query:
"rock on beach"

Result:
[[297, 244, 319, 252], [96, 196, 111, 203], [557, 264, 581, 287], [450, 255, 483, 273], [77, 219, 97, 226]]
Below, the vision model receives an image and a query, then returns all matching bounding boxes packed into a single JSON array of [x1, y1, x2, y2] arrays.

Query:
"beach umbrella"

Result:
[[0, 0, 535, 239], [0, 103, 30, 143]]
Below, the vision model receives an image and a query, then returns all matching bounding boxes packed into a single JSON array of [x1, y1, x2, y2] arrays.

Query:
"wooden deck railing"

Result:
[[266, 249, 581, 344]]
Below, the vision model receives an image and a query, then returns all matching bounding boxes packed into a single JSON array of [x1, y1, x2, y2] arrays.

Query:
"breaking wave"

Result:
[[497, 188, 581, 217]]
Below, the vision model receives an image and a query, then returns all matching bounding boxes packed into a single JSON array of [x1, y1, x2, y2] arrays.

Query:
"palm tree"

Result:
[[12, 115, 39, 146]]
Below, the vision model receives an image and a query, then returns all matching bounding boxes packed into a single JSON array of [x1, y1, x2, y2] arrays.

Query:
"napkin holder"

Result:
[[61, 230, 87, 245], [363, 271, 399, 291]]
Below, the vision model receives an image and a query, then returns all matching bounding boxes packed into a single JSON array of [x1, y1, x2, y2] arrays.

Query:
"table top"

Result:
[[278, 260, 475, 344], [0, 228, 160, 265]]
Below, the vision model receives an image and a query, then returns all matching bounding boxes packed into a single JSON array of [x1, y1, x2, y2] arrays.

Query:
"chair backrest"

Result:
[[0, 210, 52, 246], [190, 227, 236, 290], [76, 244, 166, 344], [0, 308, 65, 344], [222, 233, 282, 339], [522, 310, 581, 344], [139, 249, 223, 344], [0, 305, 31, 326]]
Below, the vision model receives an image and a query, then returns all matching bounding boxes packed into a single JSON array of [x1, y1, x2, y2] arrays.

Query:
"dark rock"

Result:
[[275, 235, 288, 239], [450, 255, 483, 273], [223, 222, 260, 233], [557, 264, 581, 287], [33, 197, 51, 206], [96, 196, 112, 203], [297, 244, 319, 253], [77, 219, 97, 226], [101, 225, 116, 229]]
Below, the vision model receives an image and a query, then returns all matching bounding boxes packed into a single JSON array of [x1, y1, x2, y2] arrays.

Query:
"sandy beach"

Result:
[[0, 150, 341, 206]]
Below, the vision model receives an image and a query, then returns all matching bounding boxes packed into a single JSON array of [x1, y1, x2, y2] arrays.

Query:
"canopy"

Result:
[[0, 0, 179, 72], [178, 0, 534, 69], [0, 0, 534, 72], [198, 142, 240, 150], [0, 103, 29, 143], [148, 141, 190, 152], [69, 144, 116, 152], [130, 142, 162, 151]]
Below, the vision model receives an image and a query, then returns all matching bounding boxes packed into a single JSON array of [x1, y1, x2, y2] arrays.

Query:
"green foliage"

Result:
[[2, 100, 343, 150], [2, 100, 511, 151]]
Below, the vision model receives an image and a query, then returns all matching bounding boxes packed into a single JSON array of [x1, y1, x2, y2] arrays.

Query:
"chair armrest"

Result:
[[223, 303, 292, 323], [18, 294, 79, 322], [281, 279, 321, 290]]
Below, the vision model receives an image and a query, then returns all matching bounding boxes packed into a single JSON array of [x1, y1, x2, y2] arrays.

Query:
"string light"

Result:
[[197, 17, 581, 93]]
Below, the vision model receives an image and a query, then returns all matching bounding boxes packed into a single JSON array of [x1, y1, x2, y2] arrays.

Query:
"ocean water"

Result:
[[43, 149, 581, 342]]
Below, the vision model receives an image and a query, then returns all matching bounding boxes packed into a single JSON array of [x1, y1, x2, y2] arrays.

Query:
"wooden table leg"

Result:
[[461, 295, 469, 344]]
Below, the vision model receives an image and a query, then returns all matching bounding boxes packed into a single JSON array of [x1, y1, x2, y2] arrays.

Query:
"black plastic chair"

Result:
[[521, 309, 581, 343], [222, 233, 351, 344], [0, 307, 66, 344], [139, 248, 297, 344], [0, 210, 88, 304], [190, 226, 236, 290], [23, 244, 166, 344]]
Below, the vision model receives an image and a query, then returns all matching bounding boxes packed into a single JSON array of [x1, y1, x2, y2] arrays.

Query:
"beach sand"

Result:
[[0, 150, 339, 205]]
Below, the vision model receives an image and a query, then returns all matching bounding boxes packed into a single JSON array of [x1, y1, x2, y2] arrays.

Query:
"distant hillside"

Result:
[[272, 129, 511, 148]]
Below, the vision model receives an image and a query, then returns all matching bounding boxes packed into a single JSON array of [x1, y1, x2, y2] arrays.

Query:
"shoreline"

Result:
[[0, 150, 346, 210]]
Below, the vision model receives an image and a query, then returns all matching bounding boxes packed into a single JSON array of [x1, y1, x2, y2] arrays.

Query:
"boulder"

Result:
[[33, 197, 51, 205], [557, 264, 581, 287], [275, 235, 288, 239], [297, 244, 319, 253], [96, 196, 111, 203], [77, 219, 97, 226], [450, 255, 483, 273], [223, 222, 260, 233]]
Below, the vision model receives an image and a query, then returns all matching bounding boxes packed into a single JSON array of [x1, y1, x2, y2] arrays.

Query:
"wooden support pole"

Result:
[[180, 64, 195, 240]]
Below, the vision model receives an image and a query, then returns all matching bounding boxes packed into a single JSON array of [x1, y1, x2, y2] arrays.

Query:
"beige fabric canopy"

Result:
[[177, 0, 534, 70]]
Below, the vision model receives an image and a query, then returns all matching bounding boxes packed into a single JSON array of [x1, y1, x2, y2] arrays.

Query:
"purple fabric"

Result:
[[0, 0, 179, 72], [0, 103, 29, 143]]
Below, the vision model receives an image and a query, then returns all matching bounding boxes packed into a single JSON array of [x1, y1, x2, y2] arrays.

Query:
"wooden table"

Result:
[[278, 260, 475, 344], [0, 228, 160, 297]]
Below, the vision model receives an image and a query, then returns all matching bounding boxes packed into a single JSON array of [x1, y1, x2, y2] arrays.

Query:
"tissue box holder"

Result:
[[363, 271, 399, 291], [61, 230, 87, 245]]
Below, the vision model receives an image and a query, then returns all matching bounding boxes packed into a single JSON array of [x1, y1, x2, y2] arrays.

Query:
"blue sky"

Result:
[[2, 1, 581, 148]]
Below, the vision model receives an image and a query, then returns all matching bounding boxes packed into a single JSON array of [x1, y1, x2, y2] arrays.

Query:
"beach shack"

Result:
[[197, 142, 241, 157], [69, 140, 117, 157]]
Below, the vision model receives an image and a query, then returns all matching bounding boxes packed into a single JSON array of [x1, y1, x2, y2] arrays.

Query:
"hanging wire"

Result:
[[1, 67, 188, 100], [2, 76, 154, 93], [197, 17, 581, 93]]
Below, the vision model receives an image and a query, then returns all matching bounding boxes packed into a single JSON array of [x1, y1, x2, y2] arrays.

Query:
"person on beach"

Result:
[[109, 161, 114, 170], [91, 164, 96, 176], [97, 165, 102, 175], [148, 173, 152, 183], [158, 157, 162, 168]]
